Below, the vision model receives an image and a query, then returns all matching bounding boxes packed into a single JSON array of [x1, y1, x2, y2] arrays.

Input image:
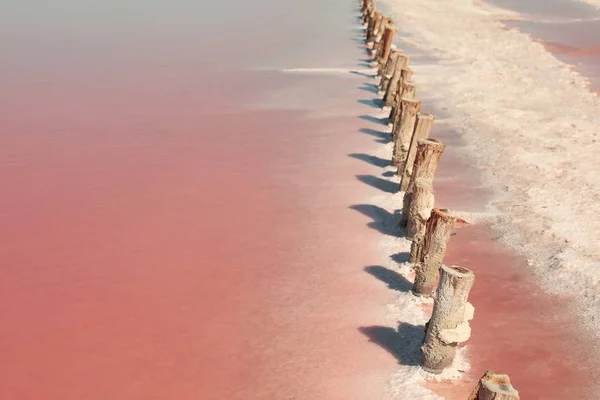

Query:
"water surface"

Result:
[[0, 1, 397, 399]]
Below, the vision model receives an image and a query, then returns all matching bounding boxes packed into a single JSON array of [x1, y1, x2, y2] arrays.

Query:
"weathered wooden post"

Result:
[[383, 54, 409, 107], [399, 113, 435, 191], [371, 17, 392, 57], [412, 209, 460, 296], [390, 67, 414, 110], [420, 265, 475, 374], [389, 81, 416, 122], [391, 98, 421, 166], [400, 139, 445, 226], [384, 62, 403, 107], [366, 13, 374, 39], [406, 178, 433, 239], [364, 4, 372, 22], [379, 51, 400, 92], [366, 6, 377, 28], [396, 97, 422, 161], [371, 16, 388, 52], [367, 12, 382, 44], [377, 25, 398, 71], [469, 371, 520, 400]]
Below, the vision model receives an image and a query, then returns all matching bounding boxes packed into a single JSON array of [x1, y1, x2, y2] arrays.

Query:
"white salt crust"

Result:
[[382, 0, 600, 349]]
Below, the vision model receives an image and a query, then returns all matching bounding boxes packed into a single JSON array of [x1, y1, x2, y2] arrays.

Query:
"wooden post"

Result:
[[383, 54, 408, 107], [399, 113, 435, 191], [412, 209, 460, 296], [391, 98, 421, 167], [362, 6, 371, 24], [400, 138, 445, 226], [366, 6, 377, 28], [387, 59, 410, 117], [406, 178, 433, 239], [383, 62, 403, 107], [366, 14, 374, 39], [389, 81, 416, 122], [396, 96, 421, 149], [469, 371, 520, 400], [479, 376, 520, 400], [377, 25, 398, 72], [373, 18, 390, 59], [367, 12, 382, 44], [379, 51, 400, 92], [390, 67, 414, 111], [420, 265, 475, 374], [371, 16, 387, 51], [405, 138, 445, 190], [373, 13, 384, 36], [469, 371, 495, 400]]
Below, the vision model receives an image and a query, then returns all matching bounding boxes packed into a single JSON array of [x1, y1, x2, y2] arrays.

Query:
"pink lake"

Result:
[[0, 1, 400, 399]]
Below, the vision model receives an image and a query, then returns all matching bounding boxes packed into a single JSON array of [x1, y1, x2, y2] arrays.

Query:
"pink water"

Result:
[[0, 2, 400, 399], [491, 0, 600, 92]]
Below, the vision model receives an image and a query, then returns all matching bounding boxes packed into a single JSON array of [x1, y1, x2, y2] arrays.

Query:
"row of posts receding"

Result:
[[360, 0, 520, 398]]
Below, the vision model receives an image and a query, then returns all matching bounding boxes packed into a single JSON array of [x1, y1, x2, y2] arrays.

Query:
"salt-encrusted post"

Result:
[[380, 51, 400, 92], [469, 371, 520, 400], [412, 208, 460, 296], [400, 139, 445, 226], [392, 98, 421, 166], [406, 178, 433, 239], [400, 113, 435, 191], [421, 265, 475, 374]]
